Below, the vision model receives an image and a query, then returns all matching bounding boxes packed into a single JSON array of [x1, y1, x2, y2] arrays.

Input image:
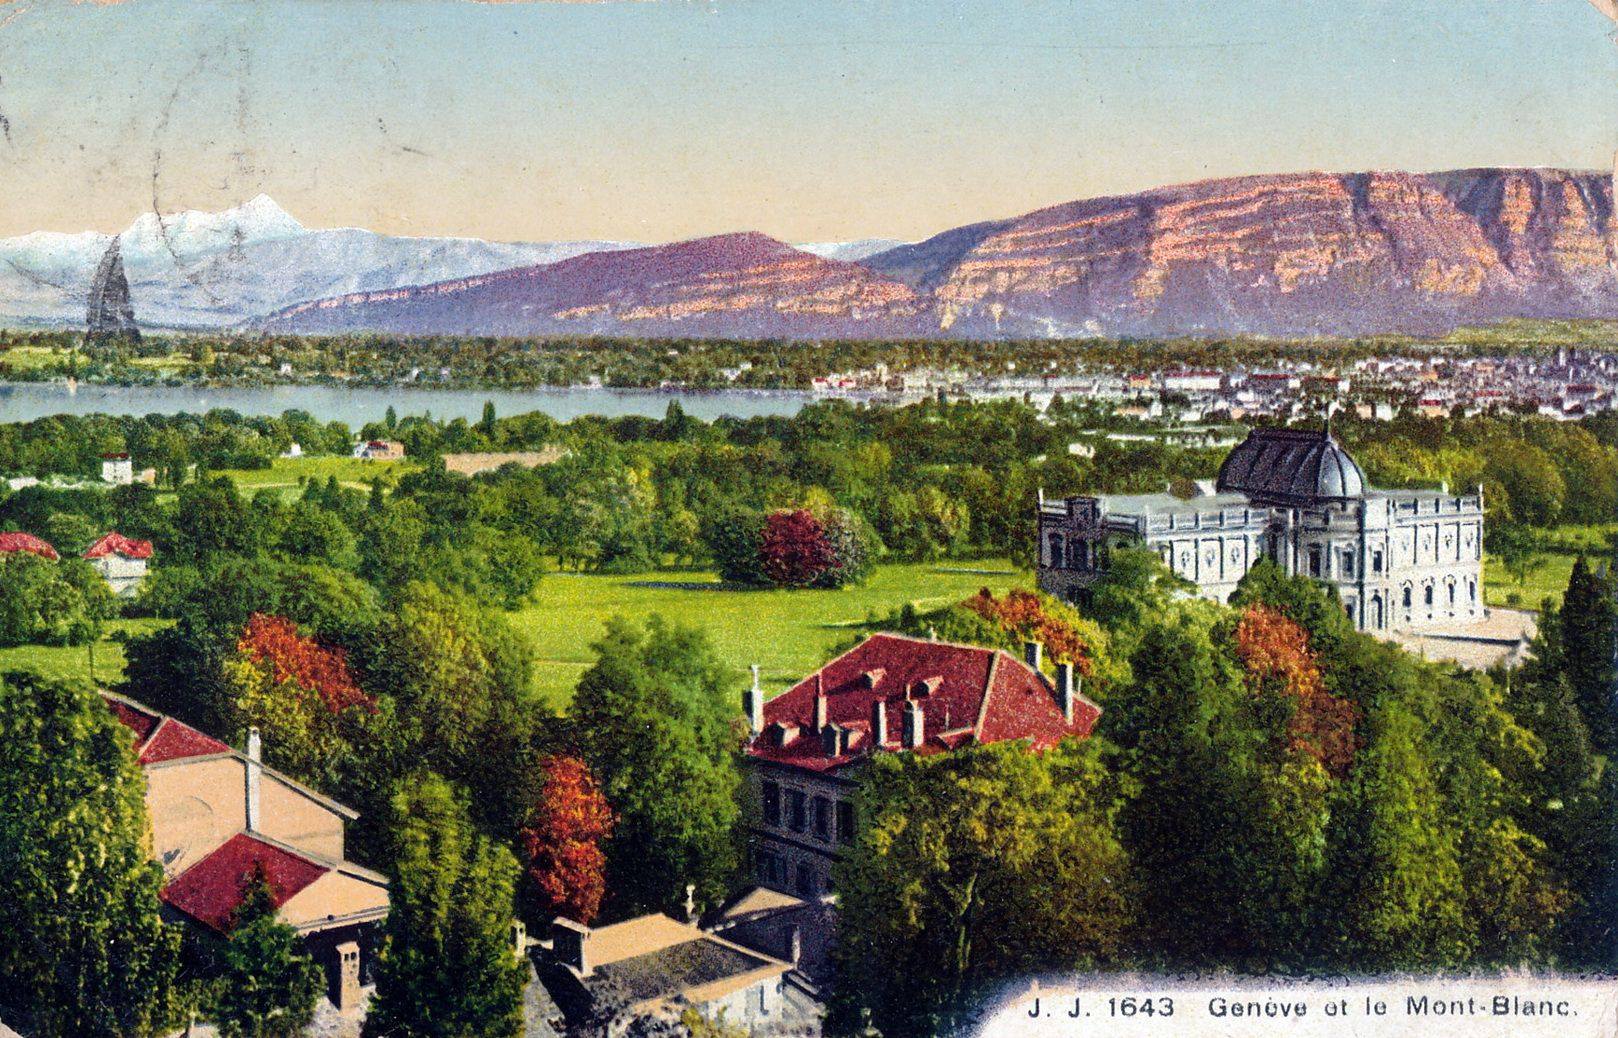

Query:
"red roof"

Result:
[[0, 532, 58, 560], [161, 833, 329, 932], [84, 531, 154, 560], [102, 694, 230, 764], [746, 633, 1099, 774]]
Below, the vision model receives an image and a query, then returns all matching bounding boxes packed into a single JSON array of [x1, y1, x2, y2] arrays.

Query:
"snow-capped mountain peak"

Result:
[[120, 195, 307, 263]]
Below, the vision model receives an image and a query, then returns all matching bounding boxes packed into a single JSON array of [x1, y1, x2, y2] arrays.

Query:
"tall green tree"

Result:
[[0, 673, 181, 1037], [363, 774, 528, 1038], [212, 872, 324, 1038], [572, 615, 741, 916], [831, 741, 1132, 1037], [1557, 556, 1617, 751]]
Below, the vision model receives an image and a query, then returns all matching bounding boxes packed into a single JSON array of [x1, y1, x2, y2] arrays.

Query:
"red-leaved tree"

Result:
[[237, 613, 372, 714], [758, 509, 837, 588], [1233, 604, 1358, 777], [519, 756, 615, 924]]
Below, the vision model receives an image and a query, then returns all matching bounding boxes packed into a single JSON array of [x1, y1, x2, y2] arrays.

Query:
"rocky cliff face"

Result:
[[269, 168, 1618, 339], [265, 232, 930, 338], [863, 168, 1618, 337]]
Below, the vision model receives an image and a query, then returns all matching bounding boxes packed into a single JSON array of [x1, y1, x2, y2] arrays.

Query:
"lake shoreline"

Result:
[[0, 379, 819, 423]]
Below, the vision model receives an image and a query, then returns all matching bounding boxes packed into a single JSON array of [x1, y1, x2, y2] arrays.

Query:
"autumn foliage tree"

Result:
[[221, 613, 375, 786], [519, 756, 614, 924], [758, 509, 837, 587], [1233, 604, 1359, 778]]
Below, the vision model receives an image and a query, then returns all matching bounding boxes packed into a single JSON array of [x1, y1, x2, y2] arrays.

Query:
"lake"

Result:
[[0, 381, 815, 424]]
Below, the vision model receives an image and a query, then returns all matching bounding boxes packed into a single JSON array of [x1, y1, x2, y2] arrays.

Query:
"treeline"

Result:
[[1, 326, 1576, 390], [831, 553, 1618, 1035]]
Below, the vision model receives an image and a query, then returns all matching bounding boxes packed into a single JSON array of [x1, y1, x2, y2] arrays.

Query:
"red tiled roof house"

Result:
[[0, 531, 59, 561], [728, 633, 1099, 982], [742, 633, 1099, 900], [84, 531, 153, 597], [103, 692, 388, 1011]]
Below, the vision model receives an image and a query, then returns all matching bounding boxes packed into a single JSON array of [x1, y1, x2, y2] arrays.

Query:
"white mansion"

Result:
[[1037, 425, 1485, 633]]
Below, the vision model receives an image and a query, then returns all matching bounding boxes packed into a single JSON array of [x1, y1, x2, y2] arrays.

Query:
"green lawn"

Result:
[[511, 560, 1030, 710], [1484, 553, 1575, 613], [219, 455, 417, 498], [0, 618, 168, 687]]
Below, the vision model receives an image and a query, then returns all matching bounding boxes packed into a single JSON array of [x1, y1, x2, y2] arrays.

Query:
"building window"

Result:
[[757, 851, 783, 885], [1308, 546, 1323, 578], [836, 800, 855, 845], [1341, 551, 1355, 578], [813, 797, 830, 839], [1046, 533, 1064, 568], [787, 790, 807, 833], [1447, 582, 1456, 606], [762, 781, 780, 827], [1424, 585, 1434, 607], [795, 864, 815, 897], [1402, 586, 1412, 610], [1372, 549, 1384, 573], [1469, 579, 1477, 604]]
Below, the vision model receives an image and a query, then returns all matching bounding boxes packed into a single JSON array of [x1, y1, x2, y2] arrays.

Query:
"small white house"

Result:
[[281, 442, 304, 459], [83, 532, 153, 597], [101, 453, 134, 486]]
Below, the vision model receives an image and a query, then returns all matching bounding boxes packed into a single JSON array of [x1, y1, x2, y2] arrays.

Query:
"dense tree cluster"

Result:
[[834, 554, 1617, 1032]]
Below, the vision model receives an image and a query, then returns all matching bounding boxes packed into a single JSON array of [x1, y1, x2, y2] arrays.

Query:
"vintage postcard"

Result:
[[0, 1, 1615, 1036]]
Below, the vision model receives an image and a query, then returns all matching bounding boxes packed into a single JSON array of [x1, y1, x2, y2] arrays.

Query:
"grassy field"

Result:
[[511, 560, 1030, 710], [0, 618, 168, 687], [218, 455, 417, 498], [1484, 553, 1575, 613]]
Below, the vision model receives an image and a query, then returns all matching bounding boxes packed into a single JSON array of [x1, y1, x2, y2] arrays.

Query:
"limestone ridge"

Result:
[[263, 168, 1618, 339]]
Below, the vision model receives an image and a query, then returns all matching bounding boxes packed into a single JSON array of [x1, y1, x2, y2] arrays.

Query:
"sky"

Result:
[[1, 0, 1616, 244]]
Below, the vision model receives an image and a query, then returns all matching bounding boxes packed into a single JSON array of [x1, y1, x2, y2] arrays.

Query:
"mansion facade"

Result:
[[1037, 426, 1485, 633]]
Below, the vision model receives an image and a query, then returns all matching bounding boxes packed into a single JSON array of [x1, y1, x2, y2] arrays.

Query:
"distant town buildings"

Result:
[[1038, 425, 1486, 634]]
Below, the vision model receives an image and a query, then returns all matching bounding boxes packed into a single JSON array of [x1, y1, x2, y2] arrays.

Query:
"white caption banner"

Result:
[[975, 973, 1618, 1038]]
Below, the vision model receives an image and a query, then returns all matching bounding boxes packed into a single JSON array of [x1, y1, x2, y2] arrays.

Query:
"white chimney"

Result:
[[1055, 662, 1076, 725], [789, 925, 802, 966], [903, 698, 925, 749], [245, 726, 262, 832], [871, 698, 889, 746], [744, 664, 764, 735], [1024, 641, 1043, 672], [814, 692, 829, 733]]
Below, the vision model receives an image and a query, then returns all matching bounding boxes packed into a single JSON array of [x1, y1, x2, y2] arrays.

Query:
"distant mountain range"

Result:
[[10, 168, 1618, 339], [0, 196, 638, 329]]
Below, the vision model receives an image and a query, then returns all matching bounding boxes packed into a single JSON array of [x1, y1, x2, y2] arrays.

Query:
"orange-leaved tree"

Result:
[[519, 755, 615, 925], [1233, 604, 1358, 777]]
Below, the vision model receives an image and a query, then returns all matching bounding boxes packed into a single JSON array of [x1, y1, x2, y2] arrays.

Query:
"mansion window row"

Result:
[[761, 779, 855, 847]]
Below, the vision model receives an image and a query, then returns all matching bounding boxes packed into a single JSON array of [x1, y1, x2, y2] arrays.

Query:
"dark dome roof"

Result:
[[1215, 426, 1366, 504]]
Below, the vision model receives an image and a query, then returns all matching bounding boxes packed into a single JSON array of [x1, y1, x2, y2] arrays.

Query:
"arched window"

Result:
[[1447, 582, 1456, 606], [1046, 533, 1064, 568], [1469, 579, 1477, 604], [1424, 584, 1434, 607], [1402, 586, 1412, 609], [1371, 596, 1384, 629]]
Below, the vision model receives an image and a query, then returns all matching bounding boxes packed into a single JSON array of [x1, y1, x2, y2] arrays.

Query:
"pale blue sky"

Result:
[[1, 0, 1615, 243]]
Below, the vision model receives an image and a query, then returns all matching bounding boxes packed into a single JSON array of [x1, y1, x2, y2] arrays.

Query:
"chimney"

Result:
[[743, 664, 764, 735], [1055, 662, 1076, 725], [814, 691, 829, 733], [511, 918, 528, 962], [871, 698, 889, 746], [789, 925, 802, 967], [684, 883, 698, 924], [903, 698, 925, 749], [1024, 641, 1043, 672], [551, 918, 592, 977], [245, 726, 262, 832]]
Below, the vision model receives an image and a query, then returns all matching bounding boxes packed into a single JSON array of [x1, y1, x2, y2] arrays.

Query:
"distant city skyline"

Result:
[[1, 0, 1615, 244]]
